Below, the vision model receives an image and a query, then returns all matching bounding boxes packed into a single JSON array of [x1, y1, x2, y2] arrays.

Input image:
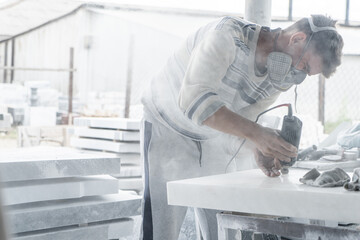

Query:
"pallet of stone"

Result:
[[74, 127, 140, 142], [73, 117, 140, 131], [13, 218, 134, 240], [6, 192, 141, 234], [70, 137, 140, 154], [0, 147, 120, 182], [2, 175, 118, 205]]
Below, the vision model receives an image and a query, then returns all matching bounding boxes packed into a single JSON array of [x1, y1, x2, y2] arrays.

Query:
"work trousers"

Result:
[[140, 110, 254, 240]]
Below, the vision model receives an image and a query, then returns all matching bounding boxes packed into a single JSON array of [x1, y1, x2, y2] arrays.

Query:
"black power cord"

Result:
[[224, 103, 292, 173]]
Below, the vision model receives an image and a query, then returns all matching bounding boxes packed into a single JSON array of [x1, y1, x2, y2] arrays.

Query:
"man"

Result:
[[140, 15, 343, 240]]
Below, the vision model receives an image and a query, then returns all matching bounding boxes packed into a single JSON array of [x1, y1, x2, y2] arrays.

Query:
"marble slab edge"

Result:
[[70, 137, 140, 153], [117, 178, 143, 191], [74, 117, 140, 130], [167, 169, 360, 224], [3, 175, 119, 205], [0, 148, 120, 182], [74, 127, 140, 141], [12, 218, 134, 240], [7, 193, 141, 233]]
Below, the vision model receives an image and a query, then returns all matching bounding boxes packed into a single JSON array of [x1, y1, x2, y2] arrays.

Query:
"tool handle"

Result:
[[280, 115, 302, 167]]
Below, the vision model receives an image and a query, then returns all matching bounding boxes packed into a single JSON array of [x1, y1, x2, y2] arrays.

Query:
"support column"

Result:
[[3, 41, 8, 83], [345, 0, 350, 25], [68, 47, 74, 124], [10, 39, 15, 83], [245, 0, 272, 26], [318, 74, 325, 125]]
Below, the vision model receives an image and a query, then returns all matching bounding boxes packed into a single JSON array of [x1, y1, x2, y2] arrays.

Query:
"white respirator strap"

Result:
[[308, 17, 337, 33]]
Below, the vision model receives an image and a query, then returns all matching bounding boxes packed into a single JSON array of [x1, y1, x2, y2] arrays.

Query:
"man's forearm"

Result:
[[203, 106, 297, 162], [203, 106, 260, 141]]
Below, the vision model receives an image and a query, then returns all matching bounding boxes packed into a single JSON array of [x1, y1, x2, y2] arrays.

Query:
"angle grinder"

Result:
[[279, 104, 302, 174]]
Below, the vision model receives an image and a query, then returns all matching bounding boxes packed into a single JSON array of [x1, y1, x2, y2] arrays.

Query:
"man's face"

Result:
[[292, 49, 323, 76], [287, 32, 323, 76]]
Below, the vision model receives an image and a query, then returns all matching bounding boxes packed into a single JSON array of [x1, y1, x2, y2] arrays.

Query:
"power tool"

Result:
[[279, 104, 302, 174], [225, 103, 303, 175]]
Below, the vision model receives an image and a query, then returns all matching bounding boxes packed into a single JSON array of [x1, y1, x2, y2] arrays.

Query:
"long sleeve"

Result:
[[178, 30, 236, 126]]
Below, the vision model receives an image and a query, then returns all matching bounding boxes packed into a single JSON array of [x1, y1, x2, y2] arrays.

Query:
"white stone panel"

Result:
[[73, 117, 140, 130], [74, 127, 140, 141], [71, 137, 140, 153], [12, 218, 134, 240], [7, 192, 141, 233], [0, 147, 120, 182], [117, 177, 143, 192], [3, 175, 119, 205]]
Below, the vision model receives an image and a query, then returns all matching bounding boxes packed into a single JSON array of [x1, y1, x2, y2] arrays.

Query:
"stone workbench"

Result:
[[168, 168, 360, 223], [167, 168, 360, 239]]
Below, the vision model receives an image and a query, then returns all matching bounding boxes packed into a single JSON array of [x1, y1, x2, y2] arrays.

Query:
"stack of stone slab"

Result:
[[71, 117, 143, 194], [0, 146, 141, 240]]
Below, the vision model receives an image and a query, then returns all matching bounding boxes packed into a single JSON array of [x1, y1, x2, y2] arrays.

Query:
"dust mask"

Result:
[[267, 52, 306, 91]]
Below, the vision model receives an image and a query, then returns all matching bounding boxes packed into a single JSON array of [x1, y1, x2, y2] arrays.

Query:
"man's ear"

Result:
[[288, 32, 307, 46]]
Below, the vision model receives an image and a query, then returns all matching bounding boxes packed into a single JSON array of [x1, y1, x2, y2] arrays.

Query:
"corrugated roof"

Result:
[[0, 0, 83, 37], [1, 0, 359, 54]]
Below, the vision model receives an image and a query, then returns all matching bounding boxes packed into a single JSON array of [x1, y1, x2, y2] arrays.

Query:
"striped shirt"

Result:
[[142, 16, 285, 140]]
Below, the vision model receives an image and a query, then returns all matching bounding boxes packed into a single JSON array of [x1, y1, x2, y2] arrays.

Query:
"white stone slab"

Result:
[[293, 159, 360, 171], [70, 137, 140, 153], [118, 153, 141, 165], [7, 192, 141, 233], [0, 147, 120, 182], [78, 150, 141, 165], [74, 127, 140, 141], [117, 177, 143, 192], [13, 218, 133, 240], [3, 175, 119, 205], [74, 117, 140, 130], [112, 165, 142, 178], [167, 168, 360, 224]]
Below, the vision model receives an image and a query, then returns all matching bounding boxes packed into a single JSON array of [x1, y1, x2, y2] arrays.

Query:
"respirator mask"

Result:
[[267, 17, 337, 91]]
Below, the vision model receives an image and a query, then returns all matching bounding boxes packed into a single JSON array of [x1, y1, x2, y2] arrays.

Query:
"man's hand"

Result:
[[249, 125, 297, 163], [254, 148, 283, 177], [203, 106, 298, 171]]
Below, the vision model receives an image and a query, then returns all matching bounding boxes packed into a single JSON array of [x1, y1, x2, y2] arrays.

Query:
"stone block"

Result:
[[117, 178, 143, 192], [118, 153, 141, 165], [3, 175, 119, 205], [7, 192, 141, 233], [0, 147, 120, 182], [74, 127, 140, 142], [73, 117, 140, 130], [13, 218, 134, 240], [70, 137, 140, 153]]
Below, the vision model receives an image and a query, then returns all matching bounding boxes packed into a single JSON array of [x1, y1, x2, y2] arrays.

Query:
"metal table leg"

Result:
[[217, 212, 360, 240]]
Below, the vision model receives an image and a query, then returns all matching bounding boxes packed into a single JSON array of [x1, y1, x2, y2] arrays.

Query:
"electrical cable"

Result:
[[224, 103, 292, 173], [294, 85, 298, 113]]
